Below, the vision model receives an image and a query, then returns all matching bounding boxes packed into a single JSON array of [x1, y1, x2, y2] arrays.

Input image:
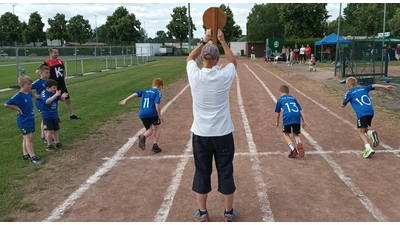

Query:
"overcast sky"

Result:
[[0, 1, 347, 39]]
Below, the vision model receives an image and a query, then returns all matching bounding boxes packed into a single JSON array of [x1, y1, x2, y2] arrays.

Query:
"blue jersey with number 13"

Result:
[[137, 88, 162, 119], [275, 95, 302, 126]]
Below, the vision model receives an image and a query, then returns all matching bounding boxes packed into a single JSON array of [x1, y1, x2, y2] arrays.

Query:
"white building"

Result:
[[136, 43, 162, 56]]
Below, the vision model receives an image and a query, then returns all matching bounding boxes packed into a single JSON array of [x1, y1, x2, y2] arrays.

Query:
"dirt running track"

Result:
[[32, 58, 400, 222]]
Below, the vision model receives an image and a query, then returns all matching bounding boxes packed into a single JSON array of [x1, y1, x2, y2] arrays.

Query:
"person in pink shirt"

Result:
[[396, 44, 400, 61], [305, 44, 312, 60], [325, 47, 332, 62]]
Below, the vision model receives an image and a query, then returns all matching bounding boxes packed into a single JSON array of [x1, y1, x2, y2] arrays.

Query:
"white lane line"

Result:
[[255, 63, 394, 151], [245, 64, 388, 222], [102, 149, 400, 161], [236, 75, 274, 222], [154, 138, 193, 222], [43, 83, 190, 222]]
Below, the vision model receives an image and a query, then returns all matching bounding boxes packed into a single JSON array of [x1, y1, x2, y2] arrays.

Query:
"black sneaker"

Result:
[[70, 115, 81, 120], [22, 154, 31, 160], [46, 145, 56, 152], [55, 143, 63, 149], [288, 149, 298, 158], [152, 145, 162, 153], [30, 156, 44, 165], [138, 135, 146, 150]]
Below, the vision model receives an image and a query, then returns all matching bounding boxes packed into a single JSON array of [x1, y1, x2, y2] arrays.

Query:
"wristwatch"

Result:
[[201, 40, 207, 45]]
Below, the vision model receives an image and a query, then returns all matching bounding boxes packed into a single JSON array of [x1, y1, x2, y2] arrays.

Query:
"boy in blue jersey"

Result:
[[342, 77, 396, 158], [32, 65, 50, 142], [41, 79, 68, 151], [4, 76, 43, 164], [119, 78, 164, 153], [275, 85, 308, 158]]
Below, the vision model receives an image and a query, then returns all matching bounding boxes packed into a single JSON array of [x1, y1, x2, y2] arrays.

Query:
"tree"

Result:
[[388, 8, 400, 37], [26, 11, 46, 46], [96, 24, 108, 44], [278, 3, 330, 38], [326, 16, 352, 37], [0, 12, 22, 45], [138, 27, 147, 43], [105, 6, 141, 45], [212, 4, 242, 43], [352, 4, 382, 37], [166, 5, 196, 48], [66, 14, 92, 44], [21, 21, 29, 44], [246, 4, 284, 42], [47, 13, 69, 45], [155, 30, 167, 45]]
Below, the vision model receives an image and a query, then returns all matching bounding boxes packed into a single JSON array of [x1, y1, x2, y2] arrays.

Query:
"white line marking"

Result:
[[245, 64, 388, 222], [255, 63, 394, 150], [154, 138, 192, 222], [102, 149, 400, 161], [236, 75, 274, 222], [43, 83, 190, 222]]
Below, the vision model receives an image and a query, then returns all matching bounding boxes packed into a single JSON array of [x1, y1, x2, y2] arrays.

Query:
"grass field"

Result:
[[0, 58, 187, 221], [0, 55, 148, 89]]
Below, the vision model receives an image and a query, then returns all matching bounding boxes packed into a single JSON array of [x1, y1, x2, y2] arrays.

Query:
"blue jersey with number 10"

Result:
[[275, 95, 302, 126], [342, 84, 374, 119], [137, 88, 162, 119]]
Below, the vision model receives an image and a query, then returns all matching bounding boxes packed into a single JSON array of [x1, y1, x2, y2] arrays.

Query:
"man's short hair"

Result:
[[201, 44, 219, 60]]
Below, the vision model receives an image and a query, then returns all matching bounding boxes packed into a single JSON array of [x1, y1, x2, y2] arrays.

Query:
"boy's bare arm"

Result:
[[300, 110, 309, 128], [275, 112, 280, 127], [4, 104, 22, 114], [155, 104, 164, 123], [45, 90, 61, 104], [372, 84, 396, 91], [119, 93, 138, 105]]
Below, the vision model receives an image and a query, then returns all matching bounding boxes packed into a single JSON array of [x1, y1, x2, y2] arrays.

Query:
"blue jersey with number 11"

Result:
[[275, 95, 302, 126], [342, 84, 374, 119], [137, 88, 162, 119]]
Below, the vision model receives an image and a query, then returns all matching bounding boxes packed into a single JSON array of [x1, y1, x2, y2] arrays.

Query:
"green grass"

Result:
[[0, 56, 144, 89], [0, 58, 187, 221]]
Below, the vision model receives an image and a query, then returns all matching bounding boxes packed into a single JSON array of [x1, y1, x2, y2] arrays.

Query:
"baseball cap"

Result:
[[201, 43, 219, 60]]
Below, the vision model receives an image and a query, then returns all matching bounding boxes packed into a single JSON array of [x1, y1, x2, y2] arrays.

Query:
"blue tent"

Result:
[[315, 33, 352, 45]]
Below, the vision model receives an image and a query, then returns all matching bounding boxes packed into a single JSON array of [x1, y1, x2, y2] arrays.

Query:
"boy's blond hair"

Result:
[[152, 78, 163, 88], [18, 75, 33, 86], [346, 77, 357, 88], [279, 84, 289, 94], [38, 64, 50, 72]]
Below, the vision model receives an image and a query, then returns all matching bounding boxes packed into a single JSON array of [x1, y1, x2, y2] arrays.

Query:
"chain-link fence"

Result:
[[0, 46, 157, 89]]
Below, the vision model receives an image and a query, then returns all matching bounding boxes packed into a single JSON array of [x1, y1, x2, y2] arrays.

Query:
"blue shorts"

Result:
[[20, 127, 35, 135]]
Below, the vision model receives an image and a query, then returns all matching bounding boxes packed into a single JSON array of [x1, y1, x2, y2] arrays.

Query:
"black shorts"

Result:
[[300, 54, 305, 60], [43, 118, 60, 131], [192, 133, 236, 195], [282, 124, 301, 134], [58, 85, 70, 100], [141, 116, 161, 130], [357, 115, 373, 128]]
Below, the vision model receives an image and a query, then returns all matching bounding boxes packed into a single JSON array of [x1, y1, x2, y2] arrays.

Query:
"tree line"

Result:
[[0, 4, 242, 48], [246, 3, 400, 42]]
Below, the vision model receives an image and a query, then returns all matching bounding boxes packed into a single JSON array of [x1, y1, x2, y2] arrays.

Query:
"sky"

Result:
[[0, 1, 347, 39]]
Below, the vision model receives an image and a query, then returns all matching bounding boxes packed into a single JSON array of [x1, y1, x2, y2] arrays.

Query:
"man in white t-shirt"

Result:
[[186, 28, 238, 222], [299, 45, 306, 64]]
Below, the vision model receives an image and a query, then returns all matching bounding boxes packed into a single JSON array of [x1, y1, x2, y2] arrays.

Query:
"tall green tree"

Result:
[[96, 24, 108, 44], [66, 14, 92, 44], [352, 4, 382, 37], [0, 12, 22, 45], [105, 6, 141, 45], [166, 5, 196, 48], [326, 16, 352, 37], [155, 30, 167, 45], [215, 4, 242, 42], [278, 3, 330, 38], [246, 4, 284, 42], [47, 13, 69, 45], [21, 21, 29, 44], [138, 27, 147, 43], [388, 8, 400, 37], [26, 11, 46, 46]]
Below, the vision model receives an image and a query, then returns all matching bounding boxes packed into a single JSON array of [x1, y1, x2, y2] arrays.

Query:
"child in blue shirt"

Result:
[[119, 78, 164, 153], [4, 75, 43, 164], [32, 64, 50, 142], [275, 85, 308, 158], [41, 79, 68, 151], [342, 77, 396, 158]]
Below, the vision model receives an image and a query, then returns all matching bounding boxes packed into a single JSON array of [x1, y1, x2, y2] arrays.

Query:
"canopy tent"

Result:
[[315, 33, 352, 62]]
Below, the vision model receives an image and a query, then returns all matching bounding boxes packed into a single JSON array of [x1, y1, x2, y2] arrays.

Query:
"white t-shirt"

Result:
[[300, 47, 305, 54], [186, 60, 236, 137]]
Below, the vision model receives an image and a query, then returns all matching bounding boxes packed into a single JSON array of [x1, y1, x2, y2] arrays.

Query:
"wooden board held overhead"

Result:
[[202, 7, 226, 45]]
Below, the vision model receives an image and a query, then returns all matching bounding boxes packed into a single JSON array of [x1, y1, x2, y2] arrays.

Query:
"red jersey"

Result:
[[43, 58, 65, 87], [396, 46, 400, 54], [305, 47, 311, 55]]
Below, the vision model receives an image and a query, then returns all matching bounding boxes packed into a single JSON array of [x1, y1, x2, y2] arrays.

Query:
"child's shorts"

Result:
[[43, 118, 60, 131], [20, 127, 35, 135]]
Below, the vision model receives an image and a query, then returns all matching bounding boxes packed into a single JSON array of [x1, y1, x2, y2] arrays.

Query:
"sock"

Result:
[[296, 139, 301, 144], [365, 144, 371, 150], [153, 143, 158, 147], [225, 209, 233, 214], [288, 142, 295, 151], [199, 209, 208, 215], [366, 130, 373, 136]]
